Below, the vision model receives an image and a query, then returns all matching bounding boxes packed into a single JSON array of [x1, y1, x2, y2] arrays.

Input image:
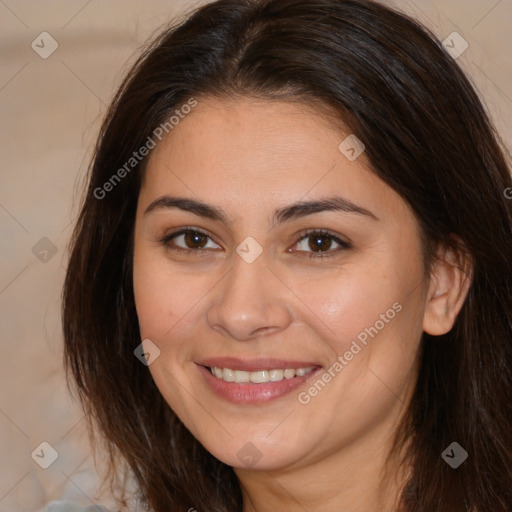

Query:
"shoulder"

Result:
[[44, 501, 112, 512]]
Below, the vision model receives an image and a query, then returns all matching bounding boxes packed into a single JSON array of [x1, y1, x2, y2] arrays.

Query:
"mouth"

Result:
[[196, 358, 323, 404], [208, 365, 317, 383]]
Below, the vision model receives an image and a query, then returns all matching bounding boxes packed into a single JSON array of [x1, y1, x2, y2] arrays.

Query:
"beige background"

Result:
[[0, 0, 511, 510]]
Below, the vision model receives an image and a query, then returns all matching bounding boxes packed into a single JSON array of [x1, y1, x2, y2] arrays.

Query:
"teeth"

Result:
[[269, 369, 284, 381], [233, 370, 250, 383], [222, 368, 235, 382], [250, 370, 269, 383], [209, 366, 315, 383], [284, 369, 295, 379]]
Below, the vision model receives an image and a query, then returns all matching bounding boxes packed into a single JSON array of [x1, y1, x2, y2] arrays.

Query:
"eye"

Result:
[[292, 229, 351, 259], [160, 228, 220, 254], [160, 227, 351, 259]]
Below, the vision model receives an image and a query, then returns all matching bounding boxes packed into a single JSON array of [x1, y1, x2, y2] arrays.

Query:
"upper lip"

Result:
[[196, 357, 321, 371]]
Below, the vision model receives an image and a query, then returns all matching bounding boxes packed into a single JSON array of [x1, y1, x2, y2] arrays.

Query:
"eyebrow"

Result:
[[144, 195, 379, 226]]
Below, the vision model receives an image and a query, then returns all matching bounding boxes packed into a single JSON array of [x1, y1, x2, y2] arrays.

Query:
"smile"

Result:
[[197, 359, 322, 404], [209, 366, 316, 383]]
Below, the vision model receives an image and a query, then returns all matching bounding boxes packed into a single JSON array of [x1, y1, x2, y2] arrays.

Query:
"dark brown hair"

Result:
[[62, 0, 512, 510]]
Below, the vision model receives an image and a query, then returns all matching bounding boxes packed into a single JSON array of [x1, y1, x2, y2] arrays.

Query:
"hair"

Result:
[[62, 0, 512, 510]]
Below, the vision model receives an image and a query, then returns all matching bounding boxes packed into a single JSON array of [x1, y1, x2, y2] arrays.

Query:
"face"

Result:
[[133, 97, 430, 473]]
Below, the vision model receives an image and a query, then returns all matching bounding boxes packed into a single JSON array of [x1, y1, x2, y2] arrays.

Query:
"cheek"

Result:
[[297, 247, 425, 375], [132, 248, 208, 419], [298, 289, 424, 445], [133, 248, 210, 339], [289, 262, 403, 350], [320, 273, 425, 415]]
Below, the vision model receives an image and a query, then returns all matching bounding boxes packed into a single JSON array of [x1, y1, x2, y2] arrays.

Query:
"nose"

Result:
[[206, 251, 293, 341]]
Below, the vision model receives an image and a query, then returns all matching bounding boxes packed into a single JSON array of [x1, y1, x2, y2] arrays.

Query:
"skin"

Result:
[[132, 97, 471, 512]]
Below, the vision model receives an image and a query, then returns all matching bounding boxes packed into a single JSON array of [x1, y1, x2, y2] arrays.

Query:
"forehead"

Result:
[[140, 96, 408, 222], [149, 97, 346, 172]]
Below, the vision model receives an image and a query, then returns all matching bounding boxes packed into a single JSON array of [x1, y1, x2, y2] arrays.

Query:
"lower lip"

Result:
[[197, 365, 322, 405]]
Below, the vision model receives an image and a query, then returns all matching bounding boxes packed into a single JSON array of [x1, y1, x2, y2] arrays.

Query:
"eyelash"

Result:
[[159, 227, 351, 260]]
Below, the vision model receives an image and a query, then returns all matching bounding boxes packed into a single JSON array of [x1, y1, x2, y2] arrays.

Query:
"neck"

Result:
[[235, 402, 411, 512]]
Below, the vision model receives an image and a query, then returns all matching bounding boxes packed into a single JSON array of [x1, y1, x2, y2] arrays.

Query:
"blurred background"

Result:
[[0, 0, 510, 510]]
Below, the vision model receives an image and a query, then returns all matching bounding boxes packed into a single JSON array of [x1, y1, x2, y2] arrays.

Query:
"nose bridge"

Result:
[[206, 249, 291, 340]]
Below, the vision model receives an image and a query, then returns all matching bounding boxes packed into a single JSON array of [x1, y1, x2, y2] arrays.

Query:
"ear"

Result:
[[422, 238, 473, 336]]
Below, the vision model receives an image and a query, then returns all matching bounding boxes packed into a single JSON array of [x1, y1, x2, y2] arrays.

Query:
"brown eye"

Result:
[[294, 230, 351, 258], [183, 231, 208, 249], [307, 234, 333, 252], [161, 229, 220, 252]]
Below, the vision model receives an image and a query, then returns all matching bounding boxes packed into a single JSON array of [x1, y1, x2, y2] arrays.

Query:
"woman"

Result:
[[59, 0, 512, 510]]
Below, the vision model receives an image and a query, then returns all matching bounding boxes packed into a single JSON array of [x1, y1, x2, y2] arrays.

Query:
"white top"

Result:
[[44, 501, 111, 512]]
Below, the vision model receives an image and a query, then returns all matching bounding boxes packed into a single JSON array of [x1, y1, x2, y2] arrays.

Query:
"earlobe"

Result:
[[422, 240, 473, 336]]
